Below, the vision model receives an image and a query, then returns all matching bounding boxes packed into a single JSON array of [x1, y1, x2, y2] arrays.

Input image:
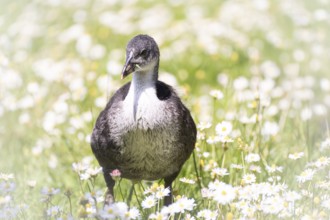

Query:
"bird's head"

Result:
[[121, 34, 160, 79]]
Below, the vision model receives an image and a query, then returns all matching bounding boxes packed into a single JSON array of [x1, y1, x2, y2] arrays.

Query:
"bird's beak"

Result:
[[121, 51, 135, 79]]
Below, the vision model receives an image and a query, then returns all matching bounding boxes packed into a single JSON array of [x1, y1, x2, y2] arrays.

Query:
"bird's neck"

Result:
[[125, 69, 159, 121], [130, 67, 158, 94]]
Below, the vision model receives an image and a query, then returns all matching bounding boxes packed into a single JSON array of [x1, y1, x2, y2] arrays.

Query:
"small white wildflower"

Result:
[[0, 182, 16, 193], [206, 136, 221, 144], [211, 168, 229, 177], [201, 188, 212, 198], [260, 195, 285, 214], [240, 205, 257, 218], [267, 175, 282, 182], [85, 203, 97, 216], [231, 164, 243, 169], [148, 211, 169, 220], [288, 152, 304, 160], [0, 173, 14, 181], [41, 187, 60, 196], [284, 190, 302, 202], [197, 122, 212, 131], [242, 174, 256, 184], [218, 135, 234, 143], [211, 182, 236, 205], [296, 169, 316, 183], [245, 153, 261, 163], [46, 206, 61, 217], [84, 190, 104, 204], [314, 156, 330, 168], [301, 108, 312, 121], [142, 195, 157, 209], [27, 180, 37, 188], [265, 165, 283, 173], [99, 204, 116, 219], [114, 202, 130, 219], [321, 198, 330, 210], [124, 207, 140, 219], [169, 197, 195, 213], [233, 76, 249, 90], [155, 187, 170, 199], [202, 152, 210, 158], [197, 209, 218, 220], [80, 172, 91, 180], [320, 138, 330, 151], [249, 165, 262, 173], [72, 162, 88, 173], [261, 121, 279, 137], [184, 213, 195, 220], [215, 121, 232, 137], [209, 90, 224, 99], [86, 167, 102, 177], [179, 177, 196, 184], [237, 184, 260, 201]]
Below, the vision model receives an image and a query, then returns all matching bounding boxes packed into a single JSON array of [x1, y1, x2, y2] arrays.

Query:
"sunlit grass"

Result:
[[1, 0, 330, 219]]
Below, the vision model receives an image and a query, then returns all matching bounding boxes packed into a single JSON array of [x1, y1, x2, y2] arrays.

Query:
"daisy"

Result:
[[260, 195, 285, 214], [123, 206, 140, 220], [296, 169, 316, 183], [245, 153, 261, 163], [321, 198, 330, 210], [41, 187, 60, 196], [170, 197, 195, 213], [261, 121, 279, 137], [284, 190, 302, 202], [86, 167, 102, 177], [288, 152, 304, 160], [314, 156, 330, 168], [215, 121, 232, 137], [209, 90, 224, 100], [211, 182, 236, 205], [197, 122, 212, 131], [46, 206, 62, 217], [0, 173, 14, 181], [99, 204, 116, 219], [231, 164, 244, 169], [265, 165, 283, 173], [179, 177, 196, 184], [242, 173, 256, 184], [149, 212, 169, 220], [211, 167, 229, 177], [249, 165, 262, 173], [197, 209, 218, 220], [320, 137, 330, 151], [142, 195, 157, 209], [155, 187, 170, 199]]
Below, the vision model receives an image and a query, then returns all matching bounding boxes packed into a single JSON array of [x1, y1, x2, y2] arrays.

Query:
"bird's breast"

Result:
[[108, 89, 182, 180]]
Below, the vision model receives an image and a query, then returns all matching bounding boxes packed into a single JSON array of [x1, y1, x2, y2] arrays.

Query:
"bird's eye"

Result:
[[140, 49, 148, 57]]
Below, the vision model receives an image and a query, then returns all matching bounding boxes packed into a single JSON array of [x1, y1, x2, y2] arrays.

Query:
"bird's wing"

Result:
[[156, 81, 197, 162], [91, 82, 131, 168]]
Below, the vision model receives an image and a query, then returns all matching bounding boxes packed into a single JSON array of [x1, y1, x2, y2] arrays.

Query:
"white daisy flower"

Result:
[[288, 152, 304, 160], [142, 195, 157, 209], [242, 173, 256, 184], [245, 153, 261, 163]]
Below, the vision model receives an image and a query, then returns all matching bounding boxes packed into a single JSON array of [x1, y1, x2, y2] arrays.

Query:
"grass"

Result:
[[0, 0, 330, 219]]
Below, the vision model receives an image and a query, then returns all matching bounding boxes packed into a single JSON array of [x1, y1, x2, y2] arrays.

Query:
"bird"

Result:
[[91, 34, 196, 206]]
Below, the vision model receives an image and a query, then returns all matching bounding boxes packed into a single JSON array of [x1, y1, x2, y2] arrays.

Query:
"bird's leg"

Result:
[[164, 172, 180, 206], [103, 168, 115, 206], [127, 182, 135, 207]]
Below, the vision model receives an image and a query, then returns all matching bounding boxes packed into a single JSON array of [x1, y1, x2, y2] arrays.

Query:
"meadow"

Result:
[[1, 0, 330, 219]]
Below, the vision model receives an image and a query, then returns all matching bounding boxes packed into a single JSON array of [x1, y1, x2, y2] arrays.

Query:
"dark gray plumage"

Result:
[[91, 34, 196, 206]]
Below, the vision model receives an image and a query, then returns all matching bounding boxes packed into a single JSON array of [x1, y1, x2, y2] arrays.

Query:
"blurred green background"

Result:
[[0, 0, 330, 218]]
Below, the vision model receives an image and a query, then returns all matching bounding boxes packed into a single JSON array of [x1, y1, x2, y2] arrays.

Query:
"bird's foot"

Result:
[[104, 190, 115, 207]]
